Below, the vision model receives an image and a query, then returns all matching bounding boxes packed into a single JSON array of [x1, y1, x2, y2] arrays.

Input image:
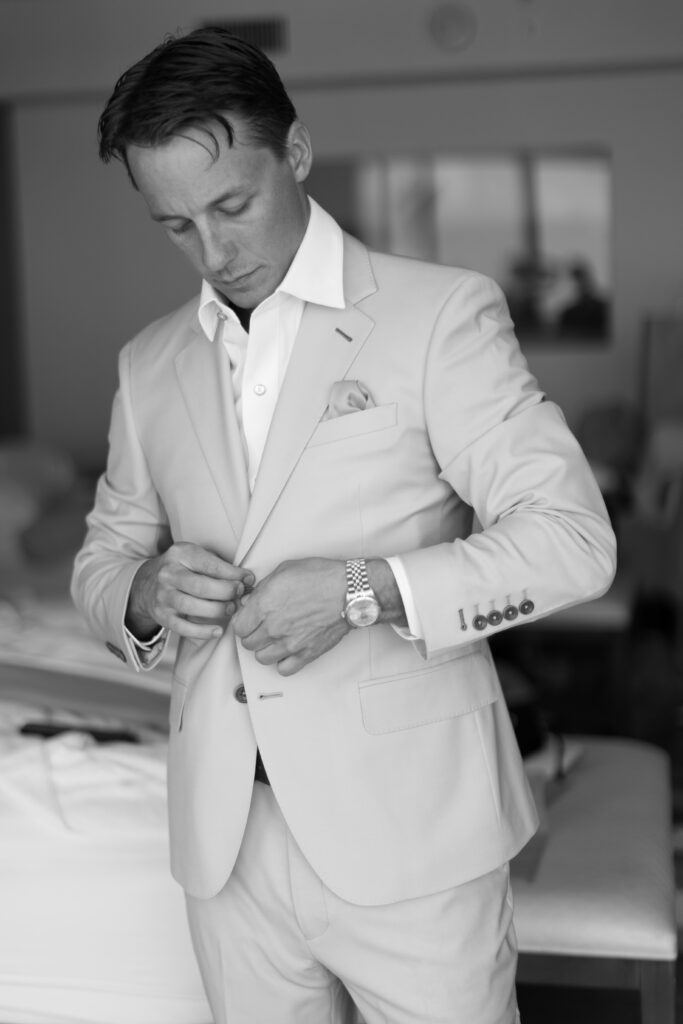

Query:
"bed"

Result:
[[0, 440, 583, 1023], [0, 588, 211, 1024]]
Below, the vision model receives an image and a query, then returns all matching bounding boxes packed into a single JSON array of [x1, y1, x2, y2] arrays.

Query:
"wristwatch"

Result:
[[342, 558, 381, 628]]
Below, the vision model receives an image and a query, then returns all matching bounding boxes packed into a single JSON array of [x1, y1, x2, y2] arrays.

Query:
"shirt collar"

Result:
[[198, 197, 345, 342]]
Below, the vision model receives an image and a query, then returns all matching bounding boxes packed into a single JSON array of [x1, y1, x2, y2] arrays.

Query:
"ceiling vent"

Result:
[[202, 17, 288, 54]]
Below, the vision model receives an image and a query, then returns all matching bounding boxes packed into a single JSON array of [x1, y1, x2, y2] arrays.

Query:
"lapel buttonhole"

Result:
[[335, 327, 353, 342]]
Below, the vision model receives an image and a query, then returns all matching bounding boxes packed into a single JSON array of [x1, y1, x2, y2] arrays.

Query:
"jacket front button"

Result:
[[234, 684, 248, 704], [503, 605, 519, 621], [487, 610, 503, 626], [519, 599, 535, 615], [472, 614, 488, 631]]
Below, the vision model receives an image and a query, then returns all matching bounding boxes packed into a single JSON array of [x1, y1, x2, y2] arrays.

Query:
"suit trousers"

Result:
[[185, 781, 520, 1024]]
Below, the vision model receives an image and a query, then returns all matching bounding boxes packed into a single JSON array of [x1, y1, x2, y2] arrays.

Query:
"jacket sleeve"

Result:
[[398, 271, 617, 656], [71, 341, 172, 671]]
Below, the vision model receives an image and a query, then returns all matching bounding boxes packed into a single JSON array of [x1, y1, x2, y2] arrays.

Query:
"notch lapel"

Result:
[[175, 331, 250, 545], [234, 235, 377, 564]]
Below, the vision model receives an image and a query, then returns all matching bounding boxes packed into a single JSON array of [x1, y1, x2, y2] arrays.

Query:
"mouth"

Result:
[[218, 267, 260, 288]]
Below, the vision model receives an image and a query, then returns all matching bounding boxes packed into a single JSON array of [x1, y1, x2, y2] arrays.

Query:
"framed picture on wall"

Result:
[[307, 148, 612, 347]]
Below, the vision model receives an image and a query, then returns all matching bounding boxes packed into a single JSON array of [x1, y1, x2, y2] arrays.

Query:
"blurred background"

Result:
[[1, 0, 682, 738], [0, 3, 682, 1020], [0, 0, 681, 464]]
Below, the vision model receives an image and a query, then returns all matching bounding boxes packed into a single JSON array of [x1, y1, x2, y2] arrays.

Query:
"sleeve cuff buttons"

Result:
[[471, 599, 535, 631]]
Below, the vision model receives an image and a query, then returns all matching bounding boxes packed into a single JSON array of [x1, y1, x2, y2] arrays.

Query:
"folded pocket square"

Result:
[[323, 380, 376, 420]]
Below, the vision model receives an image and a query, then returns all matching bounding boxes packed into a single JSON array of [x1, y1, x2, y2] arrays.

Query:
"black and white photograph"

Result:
[[0, 2, 682, 1022]]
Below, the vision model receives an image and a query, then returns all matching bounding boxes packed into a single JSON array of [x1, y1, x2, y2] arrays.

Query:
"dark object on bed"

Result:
[[20, 720, 141, 744]]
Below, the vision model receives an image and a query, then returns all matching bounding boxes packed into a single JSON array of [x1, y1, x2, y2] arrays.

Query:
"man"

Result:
[[72, 27, 616, 1024]]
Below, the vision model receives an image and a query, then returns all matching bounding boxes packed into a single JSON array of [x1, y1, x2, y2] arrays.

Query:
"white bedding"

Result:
[[0, 698, 211, 1024], [0, 594, 174, 690]]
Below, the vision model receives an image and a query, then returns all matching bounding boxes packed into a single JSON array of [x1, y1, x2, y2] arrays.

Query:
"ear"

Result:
[[286, 120, 313, 184]]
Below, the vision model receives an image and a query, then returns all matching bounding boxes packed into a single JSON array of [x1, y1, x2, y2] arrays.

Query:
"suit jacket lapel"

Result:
[[234, 234, 377, 564], [175, 327, 250, 545]]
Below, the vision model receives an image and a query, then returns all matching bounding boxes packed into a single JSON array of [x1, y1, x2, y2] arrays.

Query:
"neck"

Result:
[[229, 300, 253, 332]]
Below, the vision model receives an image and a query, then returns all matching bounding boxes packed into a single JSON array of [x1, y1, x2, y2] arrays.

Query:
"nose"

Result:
[[199, 223, 236, 275]]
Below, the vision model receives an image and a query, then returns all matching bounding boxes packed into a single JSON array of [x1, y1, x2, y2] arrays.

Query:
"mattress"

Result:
[[0, 686, 211, 1022], [0, 593, 174, 690]]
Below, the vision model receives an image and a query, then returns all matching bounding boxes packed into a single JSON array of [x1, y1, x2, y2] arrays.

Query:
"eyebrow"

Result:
[[150, 188, 247, 223]]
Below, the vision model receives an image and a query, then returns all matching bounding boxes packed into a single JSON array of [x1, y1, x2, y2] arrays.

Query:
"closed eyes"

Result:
[[164, 199, 251, 237]]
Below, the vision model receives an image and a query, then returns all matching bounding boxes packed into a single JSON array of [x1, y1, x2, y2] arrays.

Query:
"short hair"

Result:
[[98, 27, 297, 179]]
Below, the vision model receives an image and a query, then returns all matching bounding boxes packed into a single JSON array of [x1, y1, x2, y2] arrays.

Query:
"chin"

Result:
[[223, 276, 271, 309], [237, 284, 272, 309]]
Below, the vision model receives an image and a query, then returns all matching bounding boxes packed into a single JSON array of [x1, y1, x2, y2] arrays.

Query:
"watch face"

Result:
[[346, 595, 380, 628]]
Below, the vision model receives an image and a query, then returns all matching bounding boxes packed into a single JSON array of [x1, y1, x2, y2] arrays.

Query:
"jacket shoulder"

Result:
[[369, 248, 492, 287], [122, 294, 201, 366], [364, 247, 506, 312]]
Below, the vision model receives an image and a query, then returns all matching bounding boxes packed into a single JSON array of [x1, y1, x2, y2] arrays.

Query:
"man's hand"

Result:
[[231, 558, 350, 676], [125, 542, 255, 641]]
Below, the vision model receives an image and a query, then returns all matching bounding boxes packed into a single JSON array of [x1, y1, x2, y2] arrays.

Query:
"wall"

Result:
[[4, 0, 683, 468], [293, 69, 683, 420], [12, 100, 198, 467], [3, 0, 683, 97]]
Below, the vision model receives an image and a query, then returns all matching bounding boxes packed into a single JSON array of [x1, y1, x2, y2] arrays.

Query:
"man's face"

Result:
[[126, 115, 312, 309]]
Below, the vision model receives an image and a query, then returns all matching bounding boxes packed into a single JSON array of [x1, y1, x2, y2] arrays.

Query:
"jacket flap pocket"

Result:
[[308, 403, 397, 447], [169, 679, 189, 732], [359, 653, 498, 735]]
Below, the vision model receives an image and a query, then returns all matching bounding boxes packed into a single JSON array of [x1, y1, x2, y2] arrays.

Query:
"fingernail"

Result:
[[244, 572, 255, 586], [235, 583, 244, 597], [212, 627, 222, 638]]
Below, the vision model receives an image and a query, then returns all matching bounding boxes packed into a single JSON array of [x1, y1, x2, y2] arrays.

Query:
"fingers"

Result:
[[231, 598, 263, 640], [134, 544, 256, 640], [165, 542, 255, 587], [153, 577, 241, 635], [163, 613, 229, 641], [153, 603, 235, 640], [233, 609, 295, 665], [246, 634, 287, 661], [161, 568, 244, 602], [274, 655, 305, 677], [249, 639, 305, 676], [231, 558, 349, 674]]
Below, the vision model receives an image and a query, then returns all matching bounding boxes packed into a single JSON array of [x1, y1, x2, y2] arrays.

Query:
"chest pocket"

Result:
[[307, 403, 397, 447], [359, 652, 498, 735]]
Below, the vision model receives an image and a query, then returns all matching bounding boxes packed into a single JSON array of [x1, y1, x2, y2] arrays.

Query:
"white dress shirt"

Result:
[[197, 198, 346, 492], [131, 198, 422, 652]]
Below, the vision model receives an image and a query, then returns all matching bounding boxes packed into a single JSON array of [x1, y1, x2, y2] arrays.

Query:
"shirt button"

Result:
[[472, 614, 488, 631], [234, 684, 248, 704], [216, 310, 228, 321], [503, 605, 519, 621], [487, 610, 503, 626], [520, 599, 535, 616], [253, 384, 267, 396]]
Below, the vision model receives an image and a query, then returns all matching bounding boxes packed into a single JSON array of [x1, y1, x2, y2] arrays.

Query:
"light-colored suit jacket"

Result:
[[72, 233, 616, 904]]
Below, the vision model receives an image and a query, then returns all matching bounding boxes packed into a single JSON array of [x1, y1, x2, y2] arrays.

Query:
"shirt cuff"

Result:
[[384, 555, 424, 641], [124, 625, 167, 668]]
